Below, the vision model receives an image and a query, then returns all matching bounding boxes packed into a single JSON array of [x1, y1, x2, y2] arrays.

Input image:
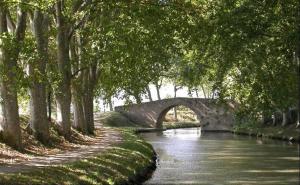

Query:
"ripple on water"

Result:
[[141, 128, 300, 185]]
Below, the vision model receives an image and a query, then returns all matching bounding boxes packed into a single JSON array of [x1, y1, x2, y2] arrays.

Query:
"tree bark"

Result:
[[108, 97, 113, 111], [47, 89, 52, 121], [83, 92, 94, 134], [200, 85, 207, 98], [195, 88, 199, 98], [187, 88, 192, 97], [146, 85, 153, 102], [134, 93, 142, 104], [82, 66, 97, 134], [296, 3, 300, 128], [70, 35, 87, 134], [174, 84, 178, 121], [72, 90, 87, 133], [55, 1, 72, 138], [154, 81, 161, 100], [281, 111, 287, 127], [0, 5, 25, 149], [29, 10, 50, 143]]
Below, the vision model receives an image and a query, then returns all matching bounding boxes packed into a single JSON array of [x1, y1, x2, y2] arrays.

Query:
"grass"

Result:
[[0, 129, 155, 185], [163, 121, 201, 130], [97, 112, 139, 128], [233, 122, 300, 141]]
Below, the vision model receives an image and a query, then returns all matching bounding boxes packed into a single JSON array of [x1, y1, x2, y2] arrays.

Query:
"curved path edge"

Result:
[[0, 127, 122, 174]]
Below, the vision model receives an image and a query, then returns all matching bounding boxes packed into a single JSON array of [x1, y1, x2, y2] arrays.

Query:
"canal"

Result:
[[141, 128, 299, 185]]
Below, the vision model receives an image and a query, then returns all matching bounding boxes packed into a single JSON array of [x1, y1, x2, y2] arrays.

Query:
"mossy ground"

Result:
[[97, 112, 139, 128], [0, 129, 155, 185]]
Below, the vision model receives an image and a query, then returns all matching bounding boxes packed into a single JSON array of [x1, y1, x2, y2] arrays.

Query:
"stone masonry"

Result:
[[115, 98, 237, 131]]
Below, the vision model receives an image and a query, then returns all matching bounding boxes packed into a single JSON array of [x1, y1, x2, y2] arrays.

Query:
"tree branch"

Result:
[[68, 12, 89, 40], [72, 0, 92, 14], [15, 4, 27, 41], [71, 67, 88, 79], [6, 11, 15, 32]]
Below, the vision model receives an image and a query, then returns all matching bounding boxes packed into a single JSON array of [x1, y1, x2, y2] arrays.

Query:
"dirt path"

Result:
[[0, 123, 122, 174]]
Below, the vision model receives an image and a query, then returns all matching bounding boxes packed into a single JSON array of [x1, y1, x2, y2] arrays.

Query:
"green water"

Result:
[[141, 128, 299, 185]]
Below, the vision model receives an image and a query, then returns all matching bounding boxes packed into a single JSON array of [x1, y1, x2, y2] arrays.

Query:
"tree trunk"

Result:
[[0, 6, 23, 149], [70, 34, 88, 134], [108, 97, 113, 111], [298, 55, 300, 127], [296, 40, 300, 127], [262, 112, 272, 125], [296, 4, 300, 128], [47, 89, 52, 121], [200, 85, 207, 98], [272, 111, 282, 126], [29, 10, 50, 144], [195, 88, 199, 98], [82, 67, 96, 134], [212, 90, 215, 99], [174, 85, 178, 121], [83, 90, 94, 134], [72, 90, 87, 133], [281, 111, 287, 127], [55, 2, 72, 138], [134, 95, 142, 104], [154, 81, 161, 100], [146, 85, 153, 102], [187, 88, 192, 97]]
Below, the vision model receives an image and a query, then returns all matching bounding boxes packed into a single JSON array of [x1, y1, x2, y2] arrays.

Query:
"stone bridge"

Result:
[[115, 98, 237, 131]]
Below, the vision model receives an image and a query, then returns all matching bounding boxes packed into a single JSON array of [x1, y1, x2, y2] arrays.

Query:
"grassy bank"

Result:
[[233, 122, 300, 142], [97, 112, 139, 128], [0, 129, 156, 185], [163, 121, 201, 130]]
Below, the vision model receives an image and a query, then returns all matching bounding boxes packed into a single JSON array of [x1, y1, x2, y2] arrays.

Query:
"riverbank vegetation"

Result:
[[163, 122, 201, 130], [233, 122, 300, 142], [0, 129, 155, 185]]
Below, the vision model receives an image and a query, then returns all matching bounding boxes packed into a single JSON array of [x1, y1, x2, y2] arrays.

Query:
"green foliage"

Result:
[[163, 121, 201, 130], [233, 120, 300, 141], [88, 1, 201, 102], [181, 0, 299, 119]]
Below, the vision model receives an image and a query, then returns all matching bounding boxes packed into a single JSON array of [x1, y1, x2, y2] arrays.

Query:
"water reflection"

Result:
[[163, 128, 201, 140], [141, 128, 300, 185]]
